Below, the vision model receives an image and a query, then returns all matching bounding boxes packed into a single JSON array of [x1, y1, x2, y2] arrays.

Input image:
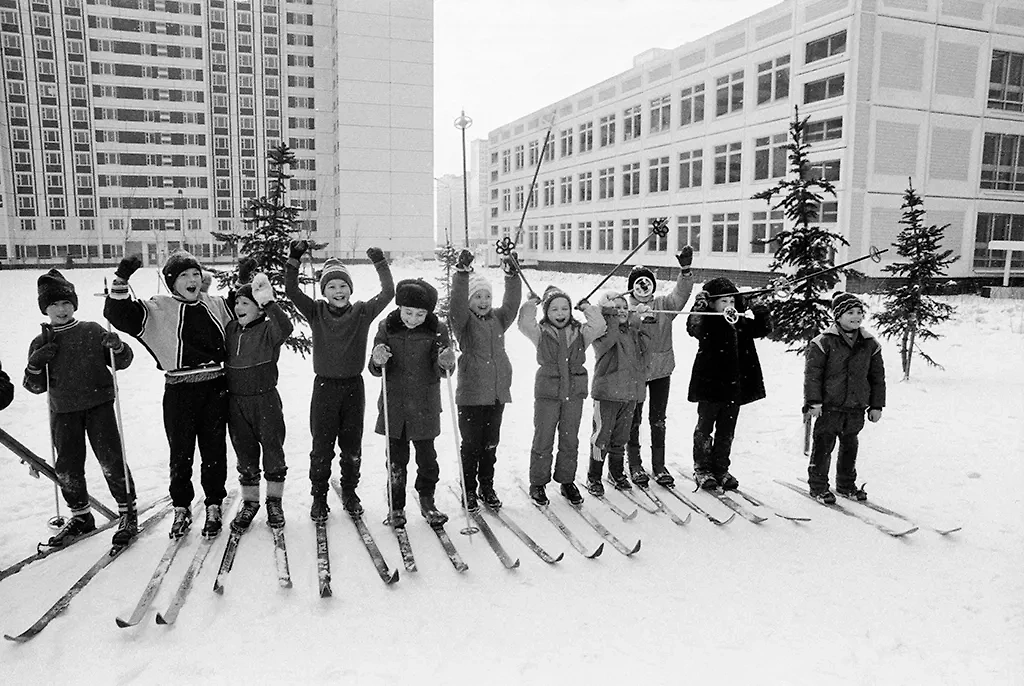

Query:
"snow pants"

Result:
[[308, 375, 364, 497], [693, 400, 740, 476], [588, 399, 637, 482], [387, 427, 439, 511], [807, 409, 866, 492], [229, 389, 287, 487], [51, 400, 134, 516], [458, 402, 504, 494], [627, 375, 671, 473], [529, 396, 584, 486], [163, 376, 228, 508]]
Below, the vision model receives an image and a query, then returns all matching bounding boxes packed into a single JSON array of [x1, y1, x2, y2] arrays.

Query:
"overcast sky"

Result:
[[432, 0, 783, 177]]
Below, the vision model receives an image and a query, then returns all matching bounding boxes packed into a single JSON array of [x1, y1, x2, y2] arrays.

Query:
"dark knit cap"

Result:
[[234, 283, 256, 306], [627, 265, 656, 296], [37, 269, 78, 314], [832, 292, 866, 319], [541, 285, 572, 319], [162, 250, 202, 290], [703, 277, 737, 300], [319, 257, 353, 293], [396, 278, 438, 313]]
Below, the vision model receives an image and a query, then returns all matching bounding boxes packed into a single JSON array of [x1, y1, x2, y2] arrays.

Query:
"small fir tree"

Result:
[[435, 228, 458, 322], [873, 178, 958, 379], [212, 142, 325, 356], [752, 107, 850, 351]]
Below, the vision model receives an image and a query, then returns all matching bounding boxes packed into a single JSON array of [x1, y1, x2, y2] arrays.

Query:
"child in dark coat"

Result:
[[686, 277, 771, 491], [369, 279, 457, 527], [804, 292, 886, 503], [225, 273, 294, 531], [25, 269, 137, 547], [450, 249, 522, 510], [0, 359, 13, 411]]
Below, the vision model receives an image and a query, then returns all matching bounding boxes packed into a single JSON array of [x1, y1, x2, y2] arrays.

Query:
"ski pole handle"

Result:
[[580, 218, 669, 304]]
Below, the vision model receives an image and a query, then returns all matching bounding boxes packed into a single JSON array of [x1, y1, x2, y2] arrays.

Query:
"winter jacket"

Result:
[[686, 304, 771, 405], [804, 324, 886, 412], [369, 309, 449, 441], [284, 257, 394, 379], [104, 290, 231, 380], [23, 320, 133, 413], [627, 269, 694, 381], [518, 300, 606, 401], [591, 312, 649, 402], [450, 270, 522, 406], [0, 361, 13, 411], [225, 302, 294, 396]]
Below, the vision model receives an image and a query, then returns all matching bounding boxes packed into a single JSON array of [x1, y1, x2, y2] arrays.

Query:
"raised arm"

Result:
[[517, 297, 541, 346], [360, 247, 396, 320], [284, 241, 316, 322]]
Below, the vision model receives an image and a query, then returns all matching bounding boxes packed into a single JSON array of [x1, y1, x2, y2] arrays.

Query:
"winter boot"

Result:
[[111, 505, 138, 547], [310, 493, 330, 522], [265, 497, 285, 529], [560, 482, 584, 506], [231, 501, 261, 533], [609, 472, 632, 491], [630, 466, 650, 487], [694, 469, 719, 491], [478, 484, 502, 510], [836, 483, 867, 501], [383, 509, 407, 528], [169, 506, 192, 539], [586, 476, 605, 497], [653, 469, 675, 488], [419, 493, 448, 526], [529, 484, 548, 506], [341, 488, 363, 517], [717, 471, 739, 491], [811, 487, 837, 505], [47, 512, 96, 548], [464, 489, 479, 512], [202, 503, 223, 538]]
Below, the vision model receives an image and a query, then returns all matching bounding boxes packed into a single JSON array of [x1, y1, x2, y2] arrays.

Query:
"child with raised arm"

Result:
[[368, 279, 456, 526], [26, 269, 137, 547], [449, 249, 522, 510], [804, 292, 885, 503], [284, 241, 394, 520], [518, 286, 605, 506]]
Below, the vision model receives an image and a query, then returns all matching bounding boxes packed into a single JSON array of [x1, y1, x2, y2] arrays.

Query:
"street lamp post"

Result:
[[453, 110, 472, 248]]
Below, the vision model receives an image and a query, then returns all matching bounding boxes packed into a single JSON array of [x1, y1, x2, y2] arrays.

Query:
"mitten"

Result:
[[100, 332, 123, 350], [27, 343, 58, 369], [251, 273, 274, 306], [237, 257, 257, 285], [115, 254, 143, 281], [501, 253, 519, 277], [289, 240, 308, 261], [438, 346, 457, 372], [676, 245, 693, 270], [455, 249, 474, 271], [200, 271, 212, 293], [371, 344, 391, 366], [366, 246, 385, 264], [693, 291, 710, 312]]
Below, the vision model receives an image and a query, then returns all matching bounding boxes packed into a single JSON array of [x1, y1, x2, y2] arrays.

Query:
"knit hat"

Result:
[[541, 285, 572, 320], [468, 273, 492, 300], [162, 250, 202, 291], [37, 268, 78, 314], [832, 292, 866, 319], [234, 283, 257, 306], [703, 277, 737, 300], [396, 278, 438, 313], [319, 257, 353, 293], [627, 265, 657, 299]]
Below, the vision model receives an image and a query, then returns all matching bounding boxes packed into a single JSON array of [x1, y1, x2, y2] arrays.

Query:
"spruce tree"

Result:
[[873, 178, 958, 379], [752, 107, 850, 351], [212, 142, 325, 356], [435, 228, 458, 322]]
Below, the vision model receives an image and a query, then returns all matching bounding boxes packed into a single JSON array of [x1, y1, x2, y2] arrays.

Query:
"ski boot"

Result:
[[653, 469, 675, 488], [585, 476, 605, 497], [265, 497, 285, 528], [717, 471, 739, 491], [608, 472, 632, 491], [419, 493, 448, 526], [478, 484, 502, 510], [169, 506, 192, 539], [560, 482, 584, 506], [629, 466, 650, 487], [528, 484, 548, 506], [47, 512, 96, 548], [111, 506, 138, 547], [341, 489, 363, 517], [383, 509, 407, 528], [811, 488, 837, 505], [464, 490, 479, 512], [836, 483, 867, 501], [202, 503, 223, 538], [310, 494, 330, 522], [693, 469, 719, 491], [231, 501, 261, 533]]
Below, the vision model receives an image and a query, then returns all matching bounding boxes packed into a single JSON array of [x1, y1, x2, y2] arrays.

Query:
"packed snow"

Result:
[[0, 262, 1021, 685]]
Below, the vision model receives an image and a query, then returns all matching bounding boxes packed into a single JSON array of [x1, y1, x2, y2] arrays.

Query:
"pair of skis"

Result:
[[212, 504, 293, 596], [517, 482, 640, 557]]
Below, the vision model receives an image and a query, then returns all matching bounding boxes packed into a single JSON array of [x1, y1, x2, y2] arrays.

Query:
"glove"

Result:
[[807, 404, 822, 419], [635, 303, 653, 320], [100, 332, 123, 350], [676, 246, 694, 270], [251, 273, 274, 306], [438, 346, 457, 372], [237, 257, 258, 285], [289, 240, 308, 261], [371, 344, 391, 367], [455, 249, 474, 271], [867, 408, 882, 423], [200, 271, 212, 293], [693, 291, 710, 312], [366, 246, 385, 264], [115, 254, 143, 281], [528, 293, 541, 305], [501, 253, 519, 277], [28, 343, 58, 369]]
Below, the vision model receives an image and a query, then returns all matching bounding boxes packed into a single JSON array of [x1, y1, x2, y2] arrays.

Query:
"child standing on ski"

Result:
[[105, 251, 233, 540], [225, 273, 294, 532], [518, 286, 605, 506], [686, 277, 771, 491], [625, 246, 694, 488], [285, 241, 394, 521], [0, 359, 13, 411], [26, 269, 137, 547], [368, 279, 456, 527], [586, 291, 649, 497], [449, 249, 522, 510], [804, 292, 885, 503]]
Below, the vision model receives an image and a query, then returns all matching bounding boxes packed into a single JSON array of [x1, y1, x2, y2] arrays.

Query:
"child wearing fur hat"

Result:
[[284, 241, 395, 521], [804, 292, 885, 504], [0, 359, 13, 411], [449, 249, 522, 510], [225, 273, 294, 531], [686, 277, 771, 491], [518, 285, 606, 505], [105, 250, 234, 540], [585, 291, 650, 496], [368, 278, 456, 527], [625, 246, 694, 488], [26, 269, 137, 547]]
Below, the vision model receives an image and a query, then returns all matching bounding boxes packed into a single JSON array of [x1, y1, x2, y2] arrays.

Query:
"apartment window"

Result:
[[982, 133, 1024, 191], [711, 213, 740, 253], [559, 223, 572, 251], [649, 95, 671, 133], [989, 50, 1024, 111], [679, 149, 703, 189], [821, 201, 838, 224], [529, 186, 538, 208], [491, 151, 499, 166], [623, 105, 641, 141], [805, 159, 841, 182], [528, 140, 538, 166], [598, 167, 615, 199], [501, 188, 511, 212], [599, 114, 616, 147], [714, 142, 742, 184], [501, 149, 510, 174], [648, 156, 670, 193], [578, 171, 593, 202], [542, 179, 555, 206], [804, 74, 845, 104], [716, 71, 744, 116], [806, 30, 846, 64], [648, 217, 668, 252], [514, 185, 524, 211], [621, 162, 640, 196], [677, 215, 701, 252], [21, 219, 37, 231], [527, 224, 539, 251], [754, 134, 788, 181], [579, 122, 593, 153], [559, 175, 573, 204], [543, 224, 555, 251], [578, 221, 593, 251], [805, 117, 843, 142], [751, 210, 784, 254], [974, 212, 1024, 268], [680, 84, 705, 126], [514, 145, 524, 170], [621, 218, 640, 251], [560, 128, 573, 158], [544, 139, 555, 162], [757, 55, 790, 105], [597, 220, 615, 251]]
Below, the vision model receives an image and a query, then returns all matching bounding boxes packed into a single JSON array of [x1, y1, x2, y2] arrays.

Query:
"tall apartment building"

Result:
[[0, 0, 433, 267], [483, 0, 1024, 284]]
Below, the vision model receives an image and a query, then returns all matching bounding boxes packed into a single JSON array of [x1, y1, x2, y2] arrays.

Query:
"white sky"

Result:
[[433, 0, 784, 177]]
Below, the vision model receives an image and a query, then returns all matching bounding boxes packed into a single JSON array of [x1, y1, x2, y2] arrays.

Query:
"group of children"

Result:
[[4, 242, 885, 547]]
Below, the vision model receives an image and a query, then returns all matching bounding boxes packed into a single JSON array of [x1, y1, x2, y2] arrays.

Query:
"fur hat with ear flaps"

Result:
[[396, 278, 438, 313]]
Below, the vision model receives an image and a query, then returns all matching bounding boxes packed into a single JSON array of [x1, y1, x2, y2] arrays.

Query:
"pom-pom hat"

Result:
[[319, 257, 353, 293]]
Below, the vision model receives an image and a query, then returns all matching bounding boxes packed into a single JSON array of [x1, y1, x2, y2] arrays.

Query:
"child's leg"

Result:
[[194, 377, 228, 507], [588, 399, 619, 482], [388, 430, 412, 511], [308, 377, 342, 497], [710, 402, 740, 476], [475, 403, 504, 493], [552, 398, 584, 485], [254, 390, 288, 490], [411, 438, 440, 500], [83, 400, 134, 507], [808, 411, 843, 493], [228, 395, 262, 501], [163, 382, 200, 507], [457, 405, 484, 495], [334, 377, 365, 494], [626, 398, 645, 468], [529, 398, 559, 486], [647, 376, 671, 474], [692, 400, 719, 475], [605, 401, 636, 477], [51, 409, 91, 516], [835, 412, 866, 491]]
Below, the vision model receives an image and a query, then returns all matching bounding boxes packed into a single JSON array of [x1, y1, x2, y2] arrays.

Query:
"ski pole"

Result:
[[645, 307, 754, 324], [440, 330, 478, 536], [803, 412, 814, 456], [380, 361, 396, 527], [494, 237, 538, 299], [103, 278, 135, 511], [579, 218, 670, 304], [41, 323, 65, 530], [511, 115, 556, 248]]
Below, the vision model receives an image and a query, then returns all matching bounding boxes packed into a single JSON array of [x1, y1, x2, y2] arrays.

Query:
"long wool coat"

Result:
[[686, 304, 771, 405]]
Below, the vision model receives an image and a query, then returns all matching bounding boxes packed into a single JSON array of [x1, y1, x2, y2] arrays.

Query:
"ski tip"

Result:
[[386, 570, 400, 584], [588, 543, 605, 559], [937, 527, 961, 535], [623, 509, 639, 521], [320, 587, 332, 598], [508, 558, 521, 570], [682, 513, 693, 525], [628, 539, 642, 555], [895, 526, 919, 537], [4, 633, 25, 643], [279, 579, 293, 588], [212, 583, 224, 595], [718, 513, 738, 526], [154, 613, 168, 625], [551, 552, 565, 563], [114, 617, 133, 628]]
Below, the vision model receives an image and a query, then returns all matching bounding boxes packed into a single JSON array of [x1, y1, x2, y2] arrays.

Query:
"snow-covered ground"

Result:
[[0, 262, 1021, 685]]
